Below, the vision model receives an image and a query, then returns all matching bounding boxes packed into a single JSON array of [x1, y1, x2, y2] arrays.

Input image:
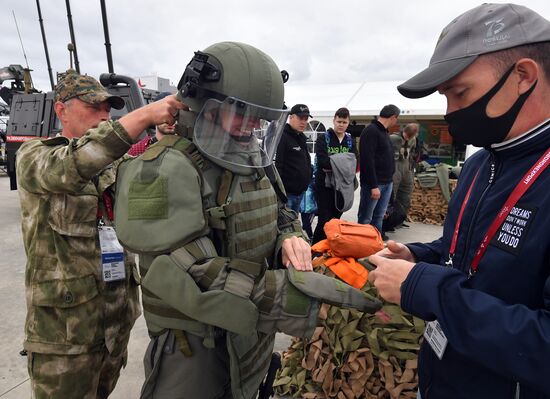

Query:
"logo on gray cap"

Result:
[[484, 19, 510, 46], [397, 3, 550, 99]]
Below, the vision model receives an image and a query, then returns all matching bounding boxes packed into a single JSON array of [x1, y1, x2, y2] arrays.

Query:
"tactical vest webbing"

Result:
[[115, 135, 281, 335], [116, 136, 383, 399]]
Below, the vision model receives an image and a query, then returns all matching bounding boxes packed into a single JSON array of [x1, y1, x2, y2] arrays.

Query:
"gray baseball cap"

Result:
[[398, 3, 550, 99]]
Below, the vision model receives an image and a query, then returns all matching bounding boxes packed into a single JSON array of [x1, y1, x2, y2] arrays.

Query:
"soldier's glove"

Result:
[[251, 266, 382, 338]]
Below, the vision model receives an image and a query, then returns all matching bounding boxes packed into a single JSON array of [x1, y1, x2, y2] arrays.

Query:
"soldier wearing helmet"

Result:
[[133, 42, 312, 399], [113, 42, 382, 399]]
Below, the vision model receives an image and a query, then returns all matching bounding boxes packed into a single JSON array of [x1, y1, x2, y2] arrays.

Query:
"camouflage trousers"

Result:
[[393, 160, 414, 214], [28, 348, 127, 399], [140, 329, 232, 399]]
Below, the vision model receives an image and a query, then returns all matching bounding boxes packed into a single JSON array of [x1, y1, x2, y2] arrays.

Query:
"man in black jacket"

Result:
[[357, 104, 400, 236], [275, 104, 313, 218]]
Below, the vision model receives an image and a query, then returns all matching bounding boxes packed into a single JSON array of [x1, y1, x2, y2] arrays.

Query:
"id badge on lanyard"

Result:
[[424, 320, 448, 360], [98, 225, 126, 282]]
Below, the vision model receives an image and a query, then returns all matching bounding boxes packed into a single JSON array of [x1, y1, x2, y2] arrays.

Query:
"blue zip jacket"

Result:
[[402, 120, 550, 399]]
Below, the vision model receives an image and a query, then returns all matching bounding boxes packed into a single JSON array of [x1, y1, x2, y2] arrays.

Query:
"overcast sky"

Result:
[[2, 0, 550, 94]]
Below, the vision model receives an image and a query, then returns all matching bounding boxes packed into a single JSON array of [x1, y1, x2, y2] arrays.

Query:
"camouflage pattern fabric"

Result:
[[392, 160, 415, 216], [28, 348, 127, 399], [389, 134, 417, 164], [16, 121, 140, 368], [55, 71, 124, 109], [274, 265, 424, 399]]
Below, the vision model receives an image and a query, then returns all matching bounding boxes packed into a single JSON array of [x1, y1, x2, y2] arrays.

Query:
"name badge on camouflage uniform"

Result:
[[98, 226, 126, 282]]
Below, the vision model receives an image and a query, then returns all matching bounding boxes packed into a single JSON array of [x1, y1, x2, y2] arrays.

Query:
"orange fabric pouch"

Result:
[[323, 218, 384, 258]]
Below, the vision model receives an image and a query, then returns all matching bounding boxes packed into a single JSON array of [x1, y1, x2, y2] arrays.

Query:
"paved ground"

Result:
[[0, 173, 442, 398]]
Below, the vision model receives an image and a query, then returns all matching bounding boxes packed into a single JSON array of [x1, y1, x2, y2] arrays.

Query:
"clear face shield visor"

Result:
[[193, 97, 289, 169]]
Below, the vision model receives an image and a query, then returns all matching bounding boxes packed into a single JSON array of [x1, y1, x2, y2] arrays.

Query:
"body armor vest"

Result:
[[115, 135, 281, 399], [115, 135, 382, 399]]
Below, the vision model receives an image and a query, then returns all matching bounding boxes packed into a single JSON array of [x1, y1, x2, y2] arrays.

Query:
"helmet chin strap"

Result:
[[174, 110, 197, 138]]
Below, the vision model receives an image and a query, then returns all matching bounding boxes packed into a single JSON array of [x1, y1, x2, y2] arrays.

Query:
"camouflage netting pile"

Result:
[[409, 178, 457, 225], [273, 266, 425, 399]]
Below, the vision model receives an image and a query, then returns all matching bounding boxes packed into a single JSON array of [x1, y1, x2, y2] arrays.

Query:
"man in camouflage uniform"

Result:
[[16, 72, 184, 399], [389, 122, 419, 220]]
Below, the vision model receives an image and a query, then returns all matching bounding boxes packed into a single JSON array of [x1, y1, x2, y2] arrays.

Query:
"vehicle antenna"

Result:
[[65, 0, 80, 74], [100, 0, 114, 74], [12, 10, 30, 69], [35, 0, 55, 90], [12, 10, 36, 93]]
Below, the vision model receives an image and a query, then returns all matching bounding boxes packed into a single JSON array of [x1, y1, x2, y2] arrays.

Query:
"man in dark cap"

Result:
[[357, 104, 400, 238], [275, 103, 313, 236], [129, 91, 176, 156], [16, 71, 184, 398], [368, 4, 550, 398]]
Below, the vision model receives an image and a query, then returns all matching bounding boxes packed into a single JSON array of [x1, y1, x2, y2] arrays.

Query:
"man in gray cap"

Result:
[[368, 4, 550, 398], [275, 103, 313, 236]]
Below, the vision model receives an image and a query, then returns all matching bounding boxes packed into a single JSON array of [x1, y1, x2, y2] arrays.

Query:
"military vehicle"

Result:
[[0, 64, 36, 177], [2, 1, 157, 190], [3, 70, 158, 189], [0, 99, 9, 167], [0, 109, 7, 173]]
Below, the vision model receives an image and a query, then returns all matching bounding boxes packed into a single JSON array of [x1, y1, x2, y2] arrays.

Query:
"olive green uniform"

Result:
[[17, 120, 141, 399], [113, 42, 381, 399], [114, 135, 381, 399], [130, 141, 302, 399]]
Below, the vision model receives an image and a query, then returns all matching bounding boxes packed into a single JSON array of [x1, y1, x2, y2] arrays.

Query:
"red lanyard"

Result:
[[447, 170, 479, 265], [96, 191, 114, 222], [449, 147, 550, 276]]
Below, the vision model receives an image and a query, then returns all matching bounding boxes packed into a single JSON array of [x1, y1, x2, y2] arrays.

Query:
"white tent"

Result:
[[284, 80, 447, 126], [284, 80, 483, 161]]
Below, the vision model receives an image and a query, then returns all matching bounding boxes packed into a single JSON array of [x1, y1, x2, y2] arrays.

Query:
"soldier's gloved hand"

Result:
[[282, 236, 312, 271], [254, 266, 383, 338]]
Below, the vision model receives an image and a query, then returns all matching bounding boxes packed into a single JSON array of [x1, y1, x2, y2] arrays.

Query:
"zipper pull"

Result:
[[488, 161, 496, 184]]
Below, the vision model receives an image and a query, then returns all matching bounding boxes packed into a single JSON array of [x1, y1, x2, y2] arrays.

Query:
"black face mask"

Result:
[[444, 65, 537, 148]]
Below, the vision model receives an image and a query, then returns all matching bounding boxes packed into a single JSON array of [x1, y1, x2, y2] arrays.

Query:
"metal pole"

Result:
[[100, 0, 114, 73], [65, 0, 80, 74], [35, 0, 55, 90], [12, 10, 30, 69]]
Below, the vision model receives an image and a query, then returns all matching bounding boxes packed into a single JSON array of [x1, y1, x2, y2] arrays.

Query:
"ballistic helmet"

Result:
[[178, 42, 288, 173], [178, 41, 285, 113]]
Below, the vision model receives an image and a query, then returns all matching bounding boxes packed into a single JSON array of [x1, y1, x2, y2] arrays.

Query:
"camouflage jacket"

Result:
[[390, 132, 417, 166], [16, 120, 141, 355]]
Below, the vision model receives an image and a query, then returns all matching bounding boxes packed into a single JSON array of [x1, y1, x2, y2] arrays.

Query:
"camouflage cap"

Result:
[[55, 72, 125, 109]]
